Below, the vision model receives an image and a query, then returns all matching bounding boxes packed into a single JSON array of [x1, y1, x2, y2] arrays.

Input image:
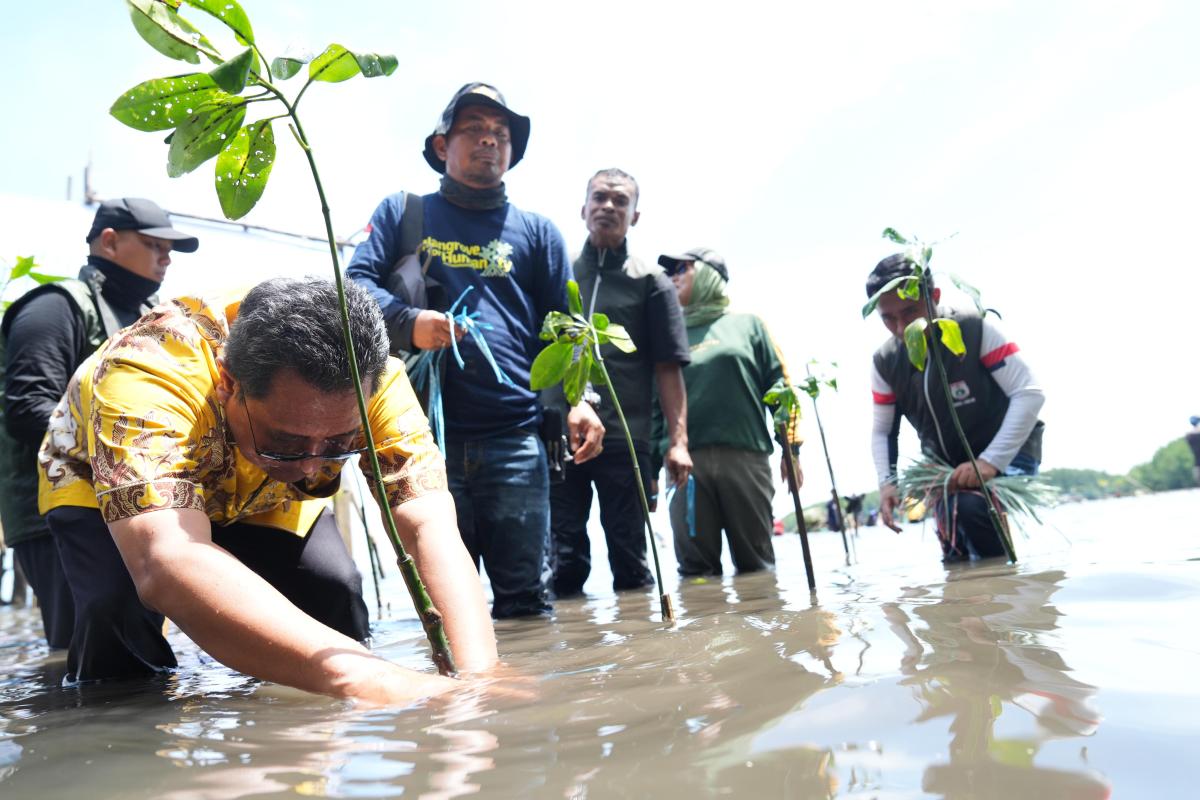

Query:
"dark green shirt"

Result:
[[675, 312, 790, 455], [571, 241, 690, 450]]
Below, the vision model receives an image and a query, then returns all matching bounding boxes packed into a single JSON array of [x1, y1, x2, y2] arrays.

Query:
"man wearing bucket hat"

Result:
[[348, 83, 604, 618], [654, 248, 801, 576], [0, 197, 198, 648]]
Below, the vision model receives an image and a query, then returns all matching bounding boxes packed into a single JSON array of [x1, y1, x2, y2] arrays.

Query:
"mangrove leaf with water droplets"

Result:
[[111, 73, 228, 132], [167, 101, 245, 177], [127, 0, 215, 64], [181, 0, 255, 45], [215, 119, 275, 219], [209, 47, 254, 94]]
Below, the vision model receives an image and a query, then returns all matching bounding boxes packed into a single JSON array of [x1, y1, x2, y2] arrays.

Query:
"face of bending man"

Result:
[[217, 363, 369, 485]]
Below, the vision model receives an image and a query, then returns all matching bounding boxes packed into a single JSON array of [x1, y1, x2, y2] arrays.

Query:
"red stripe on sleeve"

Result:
[[873, 391, 896, 405], [981, 342, 1019, 369]]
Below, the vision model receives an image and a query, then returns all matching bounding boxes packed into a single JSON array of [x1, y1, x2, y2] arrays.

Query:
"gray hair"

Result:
[[225, 276, 389, 399]]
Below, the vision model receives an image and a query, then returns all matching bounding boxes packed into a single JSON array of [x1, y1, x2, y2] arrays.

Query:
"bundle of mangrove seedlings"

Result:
[[896, 456, 1060, 527]]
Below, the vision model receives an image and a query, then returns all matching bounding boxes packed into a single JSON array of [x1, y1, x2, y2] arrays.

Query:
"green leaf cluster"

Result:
[[1, 256, 66, 311], [762, 378, 800, 430], [111, 0, 397, 220], [530, 280, 636, 405]]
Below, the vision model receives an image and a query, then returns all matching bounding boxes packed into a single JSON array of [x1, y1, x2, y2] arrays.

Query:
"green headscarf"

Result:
[[683, 260, 730, 327]]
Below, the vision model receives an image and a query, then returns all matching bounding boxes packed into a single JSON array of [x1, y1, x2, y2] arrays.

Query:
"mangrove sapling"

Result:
[[1, 256, 65, 311], [529, 280, 675, 622], [762, 381, 817, 592], [798, 363, 853, 562], [861, 228, 1017, 562], [109, 0, 455, 674]]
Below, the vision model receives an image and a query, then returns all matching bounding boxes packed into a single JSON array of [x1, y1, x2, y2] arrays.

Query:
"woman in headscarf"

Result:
[[655, 248, 802, 576]]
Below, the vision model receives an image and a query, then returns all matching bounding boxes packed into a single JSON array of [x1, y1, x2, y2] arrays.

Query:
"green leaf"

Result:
[[540, 310, 578, 342], [904, 318, 929, 371], [529, 341, 574, 390], [861, 272, 920, 318], [882, 227, 909, 244], [209, 48, 254, 94], [28, 272, 67, 285], [935, 318, 967, 357], [949, 273, 985, 316], [167, 101, 246, 177], [12, 255, 36, 279], [603, 323, 636, 353], [562, 351, 590, 405], [589, 361, 608, 386], [896, 276, 921, 301], [566, 280, 583, 316], [309, 44, 361, 83], [351, 51, 398, 78], [110, 73, 228, 132], [921, 245, 933, 267], [592, 312, 609, 330], [180, 0, 254, 45], [126, 0, 215, 65], [827, 378, 838, 391], [270, 55, 309, 80], [215, 119, 275, 219]]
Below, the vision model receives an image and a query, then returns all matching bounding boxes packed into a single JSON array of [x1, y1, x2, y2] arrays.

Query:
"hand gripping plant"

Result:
[[109, 0, 455, 673], [529, 281, 674, 622], [762, 380, 817, 591], [861, 228, 1016, 563]]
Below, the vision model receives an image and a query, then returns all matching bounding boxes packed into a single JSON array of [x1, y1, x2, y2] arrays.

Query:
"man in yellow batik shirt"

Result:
[[39, 276, 497, 705]]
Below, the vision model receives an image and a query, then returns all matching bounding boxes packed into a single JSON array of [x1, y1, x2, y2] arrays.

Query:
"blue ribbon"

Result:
[[665, 475, 697, 538], [408, 287, 516, 455]]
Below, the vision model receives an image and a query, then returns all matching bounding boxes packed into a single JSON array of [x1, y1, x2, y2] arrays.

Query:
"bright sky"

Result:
[[2, 0, 1197, 504]]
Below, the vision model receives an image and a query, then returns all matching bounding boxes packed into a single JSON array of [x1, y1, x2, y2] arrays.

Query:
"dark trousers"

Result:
[[48, 505, 369, 682], [13, 535, 75, 649], [670, 446, 776, 576], [446, 429, 552, 619], [936, 453, 1040, 563], [550, 447, 654, 597]]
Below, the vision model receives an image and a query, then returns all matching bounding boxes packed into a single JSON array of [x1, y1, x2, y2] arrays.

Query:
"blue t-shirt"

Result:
[[347, 191, 569, 438]]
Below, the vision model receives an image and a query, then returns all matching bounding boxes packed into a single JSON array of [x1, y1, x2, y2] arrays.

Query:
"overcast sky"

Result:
[[2, 0, 1197, 505]]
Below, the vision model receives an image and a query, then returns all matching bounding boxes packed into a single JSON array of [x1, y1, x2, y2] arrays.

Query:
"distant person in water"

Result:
[[866, 254, 1045, 563], [1187, 416, 1200, 485], [38, 277, 497, 705]]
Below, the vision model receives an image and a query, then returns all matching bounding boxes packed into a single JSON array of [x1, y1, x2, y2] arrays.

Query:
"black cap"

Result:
[[658, 247, 729, 282], [865, 253, 923, 298], [85, 198, 199, 253], [422, 82, 531, 174]]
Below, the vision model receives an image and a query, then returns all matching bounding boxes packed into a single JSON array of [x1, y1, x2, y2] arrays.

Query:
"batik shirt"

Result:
[[38, 291, 445, 535]]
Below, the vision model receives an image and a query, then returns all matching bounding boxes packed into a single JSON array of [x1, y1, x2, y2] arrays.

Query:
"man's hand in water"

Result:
[[879, 483, 903, 533]]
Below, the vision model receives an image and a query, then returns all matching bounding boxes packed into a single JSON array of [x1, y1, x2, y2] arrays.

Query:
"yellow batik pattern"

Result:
[[38, 291, 445, 535]]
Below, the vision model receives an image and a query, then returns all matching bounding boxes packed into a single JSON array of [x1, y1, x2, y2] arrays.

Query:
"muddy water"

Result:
[[2, 490, 1197, 798]]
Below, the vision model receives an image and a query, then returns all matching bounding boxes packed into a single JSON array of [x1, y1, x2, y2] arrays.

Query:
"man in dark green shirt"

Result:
[[549, 169, 692, 596]]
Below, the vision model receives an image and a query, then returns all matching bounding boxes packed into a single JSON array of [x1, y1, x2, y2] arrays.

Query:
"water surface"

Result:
[[2, 490, 1197, 797]]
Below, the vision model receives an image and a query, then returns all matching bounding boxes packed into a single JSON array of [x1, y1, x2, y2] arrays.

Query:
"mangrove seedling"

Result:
[[529, 280, 674, 622], [1, 256, 64, 311], [861, 227, 1017, 562], [762, 380, 817, 591], [109, 0, 454, 674]]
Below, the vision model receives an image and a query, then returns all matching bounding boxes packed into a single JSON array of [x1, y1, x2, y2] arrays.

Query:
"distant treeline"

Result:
[[1042, 436, 1196, 499]]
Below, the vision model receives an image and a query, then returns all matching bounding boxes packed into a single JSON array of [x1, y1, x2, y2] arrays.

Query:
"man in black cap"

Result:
[[548, 168, 692, 598], [865, 254, 1045, 562], [0, 197, 198, 647], [348, 83, 604, 618]]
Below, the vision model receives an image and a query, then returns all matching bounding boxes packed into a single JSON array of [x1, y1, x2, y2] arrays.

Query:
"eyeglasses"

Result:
[[664, 260, 694, 277], [239, 394, 367, 463]]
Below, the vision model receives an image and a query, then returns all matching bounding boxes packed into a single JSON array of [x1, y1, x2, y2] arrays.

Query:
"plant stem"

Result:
[[918, 271, 1016, 562], [594, 358, 674, 623], [286, 107, 457, 674], [809, 395, 850, 561], [781, 433, 817, 592]]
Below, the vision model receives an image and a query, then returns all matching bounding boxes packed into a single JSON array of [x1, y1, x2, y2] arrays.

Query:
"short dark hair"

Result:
[[225, 276, 389, 399], [865, 252, 933, 298], [587, 168, 640, 207]]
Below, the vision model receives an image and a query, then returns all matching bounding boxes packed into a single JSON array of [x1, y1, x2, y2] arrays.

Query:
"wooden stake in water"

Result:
[[780, 434, 817, 592]]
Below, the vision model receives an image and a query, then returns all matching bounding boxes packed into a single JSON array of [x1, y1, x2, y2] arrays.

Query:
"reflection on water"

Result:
[[3, 491, 1199, 797]]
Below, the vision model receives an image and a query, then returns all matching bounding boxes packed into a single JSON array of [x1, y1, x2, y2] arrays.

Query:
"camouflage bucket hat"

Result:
[[422, 82, 531, 173]]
